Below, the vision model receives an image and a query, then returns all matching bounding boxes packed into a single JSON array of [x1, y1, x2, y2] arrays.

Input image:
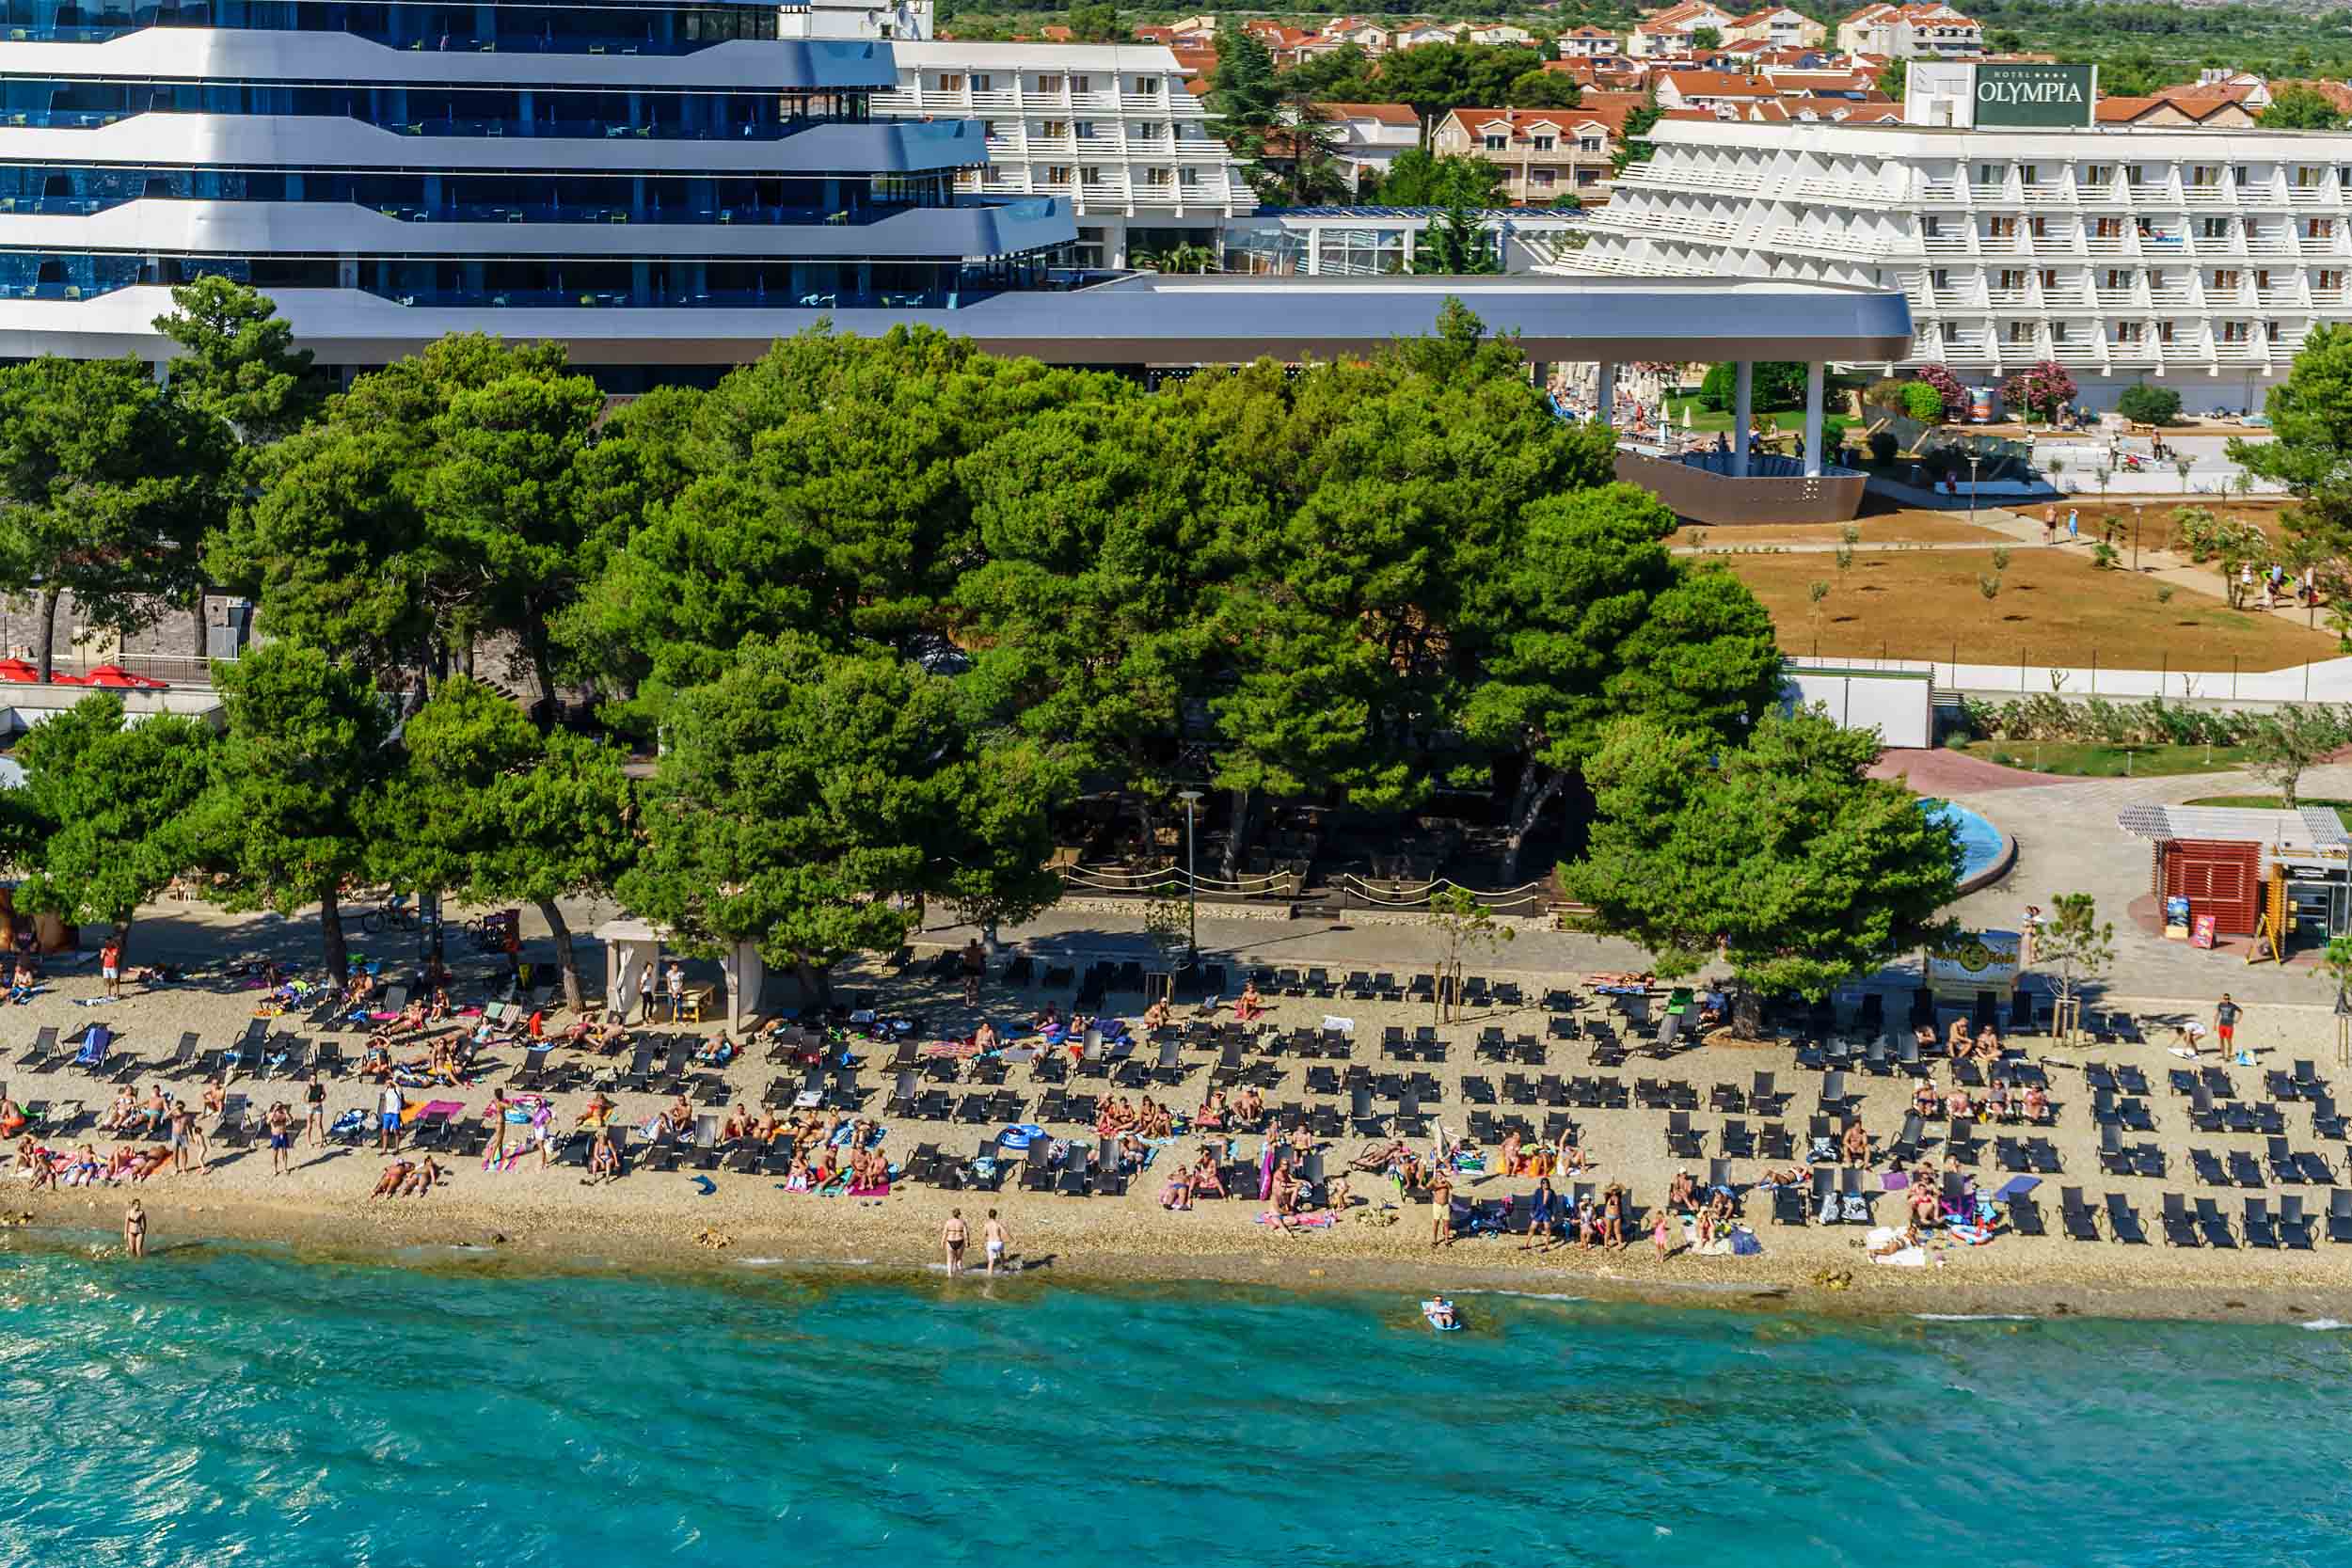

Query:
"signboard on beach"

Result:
[[1972, 63, 2095, 129], [1925, 928, 2021, 997]]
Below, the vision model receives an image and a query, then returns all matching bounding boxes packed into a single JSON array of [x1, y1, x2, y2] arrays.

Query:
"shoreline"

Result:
[[20, 1182, 2352, 1329]]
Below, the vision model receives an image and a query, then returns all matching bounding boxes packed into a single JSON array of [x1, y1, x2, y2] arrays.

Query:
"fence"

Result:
[[1054, 863, 1594, 920], [1787, 650, 2347, 705]]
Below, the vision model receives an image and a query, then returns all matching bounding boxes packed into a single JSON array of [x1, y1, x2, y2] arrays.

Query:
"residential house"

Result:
[[1626, 0, 1742, 57], [1464, 24, 1538, 45], [1760, 66, 1881, 99], [1433, 104, 1624, 204], [2092, 89, 2261, 129], [1393, 21, 1467, 50], [1315, 102, 1424, 191], [1724, 7, 1825, 50], [1558, 25, 1621, 57], [1835, 3, 1981, 59], [1319, 16, 1397, 54], [1654, 69, 1778, 113]]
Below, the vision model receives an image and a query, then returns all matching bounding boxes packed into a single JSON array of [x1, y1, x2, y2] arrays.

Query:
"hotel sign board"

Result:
[[1972, 63, 2095, 129]]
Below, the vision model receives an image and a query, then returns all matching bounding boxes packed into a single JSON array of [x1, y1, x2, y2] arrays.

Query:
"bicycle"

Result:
[[358, 901, 422, 936]]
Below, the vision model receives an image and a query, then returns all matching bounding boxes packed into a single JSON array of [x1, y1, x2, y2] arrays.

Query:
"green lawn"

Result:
[[1663, 393, 1804, 435], [1958, 739, 2254, 778], [2184, 796, 2352, 812]]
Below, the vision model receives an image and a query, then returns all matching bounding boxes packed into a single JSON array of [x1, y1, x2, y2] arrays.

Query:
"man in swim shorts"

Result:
[[265, 1102, 293, 1175], [943, 1209, 966, 1276], [2215, 993, 2241, 1055], [378, 1082, 405, 1152], [983, 1210, 1009, 1276]]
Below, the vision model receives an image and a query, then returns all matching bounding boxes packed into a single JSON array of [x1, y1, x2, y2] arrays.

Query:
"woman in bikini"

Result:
[[1195, 1088, 1228, 1131], [1232, 980, 1265, 1023], [1139, 997, 1171, 1034]]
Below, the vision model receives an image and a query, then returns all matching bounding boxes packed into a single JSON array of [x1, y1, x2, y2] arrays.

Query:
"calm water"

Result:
[[0, 1237, 2346, 1566]]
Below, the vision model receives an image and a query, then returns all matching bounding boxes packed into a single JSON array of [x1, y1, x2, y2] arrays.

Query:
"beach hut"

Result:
[[595, 915, 769, 1031]]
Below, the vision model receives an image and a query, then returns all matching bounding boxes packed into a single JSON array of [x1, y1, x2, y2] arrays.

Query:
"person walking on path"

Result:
[[961, 940, 985, 1007], [303, 1071, 326, 1149], [943, 1209, 967, 1276], [122, 1199, 145, 1259], [2066, 507, 2078, 543], [2216, 994, 2242, 1057], [1430, 1164, 1454, 1249], [2042, 506, 2058, 546], [983, 1211, 1009, 1277], [99, 936, 121, 1000], [485, 1086, 511, 1167]]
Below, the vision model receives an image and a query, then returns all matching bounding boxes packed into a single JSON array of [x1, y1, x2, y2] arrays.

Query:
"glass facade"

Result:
[[0, 0, 1071, 317], [0, 0, 788, 54]]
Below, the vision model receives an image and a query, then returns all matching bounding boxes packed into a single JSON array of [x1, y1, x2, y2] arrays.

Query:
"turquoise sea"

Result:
[[0, 1236, 2346, 1567]]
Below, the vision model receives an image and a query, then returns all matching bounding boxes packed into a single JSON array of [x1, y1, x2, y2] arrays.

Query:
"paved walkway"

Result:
[[1867, 748, 2080, 792]]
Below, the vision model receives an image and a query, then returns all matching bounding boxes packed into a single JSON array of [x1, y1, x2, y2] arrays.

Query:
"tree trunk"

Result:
[[1731, 987, 1763, 1040], [527, 627, 557, 728], [319, 885, 350, 983], [33, 586, 60, 685], [111, 915, 131, 965], [1220, 785, 1252, 880], [1497, 766, 1567, 887], [537, 897, 584, 1013], [793, 951, 833, 1011], [1136, 793, 1164, 867]]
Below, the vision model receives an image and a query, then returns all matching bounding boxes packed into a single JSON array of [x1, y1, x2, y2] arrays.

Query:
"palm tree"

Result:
[[1156, 242, 1216, 275]]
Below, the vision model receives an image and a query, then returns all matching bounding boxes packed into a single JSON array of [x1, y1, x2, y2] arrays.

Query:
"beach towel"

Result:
[[1865, 1227, 1928, 1267], [1256, 1210, 1336, 1228], [848, 1180, 890, 1196], [1882, 1171, 1910, 1191]]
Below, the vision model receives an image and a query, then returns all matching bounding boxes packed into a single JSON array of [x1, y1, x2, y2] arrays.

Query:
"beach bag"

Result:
[[1808, 1136, 1836, 1163], [1730, 1227, 1762, 1256], [1840, 1194, 1870, 1223]]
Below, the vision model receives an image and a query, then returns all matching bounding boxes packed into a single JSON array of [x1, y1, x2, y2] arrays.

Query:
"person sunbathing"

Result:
[[1600, 1185, 1628, 1249], [1232, 981, 1265, 1023], [1160, 1165, 1195, 1210], [425, 987, 451, 1024], [586, 1131, 619, 1181], [6, 959, 34, 1005], [401, 1155, 441, 1196], [1032, 1004, 1061, 1038], [693, 1034, 737, 1068], [1231, 1086, 1264, 1128], [101, 1146, 139, 1182], [755, 1112, 785, 1145], [1191, 1149, 1226, 1196], [100, 1086, 135, 1132], [1909, 1183, 1940, 1227], [346, 972, 377, 1009], [1668, 1168, 1697, 1213], [2023, 1085, 2051, 1123], [1841, 1121, 1871, 1165], [1974, 1026, 2002, 1058], [576, 1093, 614, 1129], [0, 1096, 24, 1138], [388, 998, 428, 1036], [372, 1160, 415, 1198], [972, 1021, 999, 1053], [1138, 997, 1170, 1034], [1911, 1080, 1939, 1117], [1945, 1087, 1973, 1121], [60, 1145, 99, 1187], [1270, 1164, 1302, 1217], [783, 1154, 813, 1193], [1946, 1018, 1971, 1054], [1195, 1088, 1228, 1130], [1984, 1082, 2012, 1121], [1759, 1164, 1806, 1188], [1867, 1221, 1923, 1259], [358, 1037, 394, 1082], [721, 1104, 754, 1143], [1136, 1097, 1171, 1138], [1498, 1129, 1523, 1178], [1913, 1024, 1936, 1054], [129, 1146, 171, 1182], [1554, 1126, 1589, 1175]]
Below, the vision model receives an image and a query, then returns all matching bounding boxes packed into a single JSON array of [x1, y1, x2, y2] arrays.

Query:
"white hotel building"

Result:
[[872, 39, 1253, 271], [1565, 114, 2352, 410]]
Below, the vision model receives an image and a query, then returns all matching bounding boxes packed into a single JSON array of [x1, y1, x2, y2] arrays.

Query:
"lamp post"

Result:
[[2133, 504, 2142, 573], [1967, 453, 1982, 514], [1176, 788, 1202, 966]]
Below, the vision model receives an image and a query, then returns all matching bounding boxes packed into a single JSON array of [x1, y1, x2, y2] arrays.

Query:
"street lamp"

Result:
[[2133, 504, 2142, 573], [1175, 788, 1202, 966], [1967, 453, 1982, 515]]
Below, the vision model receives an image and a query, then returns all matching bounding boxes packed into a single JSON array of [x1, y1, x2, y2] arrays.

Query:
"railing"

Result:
[[1058, 863, 1307, 900]]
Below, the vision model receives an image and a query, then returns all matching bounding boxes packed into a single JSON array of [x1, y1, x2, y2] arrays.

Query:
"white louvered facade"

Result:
[[1559, 115, 2352, 409]]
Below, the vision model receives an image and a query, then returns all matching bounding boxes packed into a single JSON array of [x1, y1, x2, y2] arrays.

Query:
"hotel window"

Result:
[[1037, 74, 1064, 92], [2256, 268, 2273, 289], [2310, 218, 2337, 238], [980, 119, 998, 138], [2104, 268, 2130, 290], [1975, 162, 2002, 183], [1179, 166, 1200, 188], [936, 73, 964, 91], [1079, 166, 1104, 185], [1930, 267, 1950, 289], [2038, 267, 2058, 289], [1996, 268, 2026, 290], [2028, 214, 2048, 237], [2324, 269, 2346, 291], [1484, 133, 1509, 150], [1134, 77, 1162, 95], [2125, 165, 2145, 187], [2233, 165, 2252, 186], [1922, 214, 1942, 237], [1071, 75, 1092, 93], [2297, 166, 2326, 188], [2082, 163, 2112, 185], [2149, 271, 2168, 290], [2093, 216, 2123, 239], [2341, 167, 2352, 188], [971, 74, 993, 91], [2221, 321, 2249, 342], [2048, 322, 2070, 342], [2197, 217, 2229, 239], [2188, 165, 2218, 187], [2265, 319, 2281, 341], [2005, 322, 2034, 343], [1580, 135, 1603, 152], [1142, 168, 1170, 187], [1531, 168, 1555, 188], [2019, 164, 2038, 184], [1073, 120, 1097, 139], [1986, 215, 2017, 238], [2113, 321, 2143, 343], [2213, 268, 2241, 289], [2158, 321, 2174, 342], [1041, 119, 1068, 137], [1045, 165, 1071, 182], [1533, 135, 1556, 151], [1133, 121, 1159, 138]]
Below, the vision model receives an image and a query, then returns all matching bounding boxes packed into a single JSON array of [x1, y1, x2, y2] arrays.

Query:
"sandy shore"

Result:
[[11, 900, 2352, 1326]]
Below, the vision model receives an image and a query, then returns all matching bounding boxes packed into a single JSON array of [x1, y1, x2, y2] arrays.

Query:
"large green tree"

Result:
[[618, 637, 1068, 1004], [191, 640, 396, 980], [11, 692, 217, 957], [2231, 324, 2352, 581], [1565, 706, 1963, 1025], [1461, 483, 1782, 883], [152, 277, 327, 446], [1371, 150, 1507, 208], [0, 356, 234, 681], [371, 675, 635, 1009], [2259, 84, 2346, 131]]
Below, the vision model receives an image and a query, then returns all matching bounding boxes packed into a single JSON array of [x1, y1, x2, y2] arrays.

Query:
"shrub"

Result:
[[1916, 363, 1970, 421], [2156, 583, 2175, 604], [2090, 541, 2120, 571], [1900, 382, 1945, 422], [1943, 729, 1972, 750], [1867, 430, 1899, 464], [2115, 383, 2183, 426]]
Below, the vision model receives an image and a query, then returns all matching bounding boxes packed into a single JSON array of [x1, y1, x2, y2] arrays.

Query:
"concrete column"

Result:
[[1803, 360, 1826, 478], [1595, 359, 1615, 426], [1731, 360, 1753, 478]]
